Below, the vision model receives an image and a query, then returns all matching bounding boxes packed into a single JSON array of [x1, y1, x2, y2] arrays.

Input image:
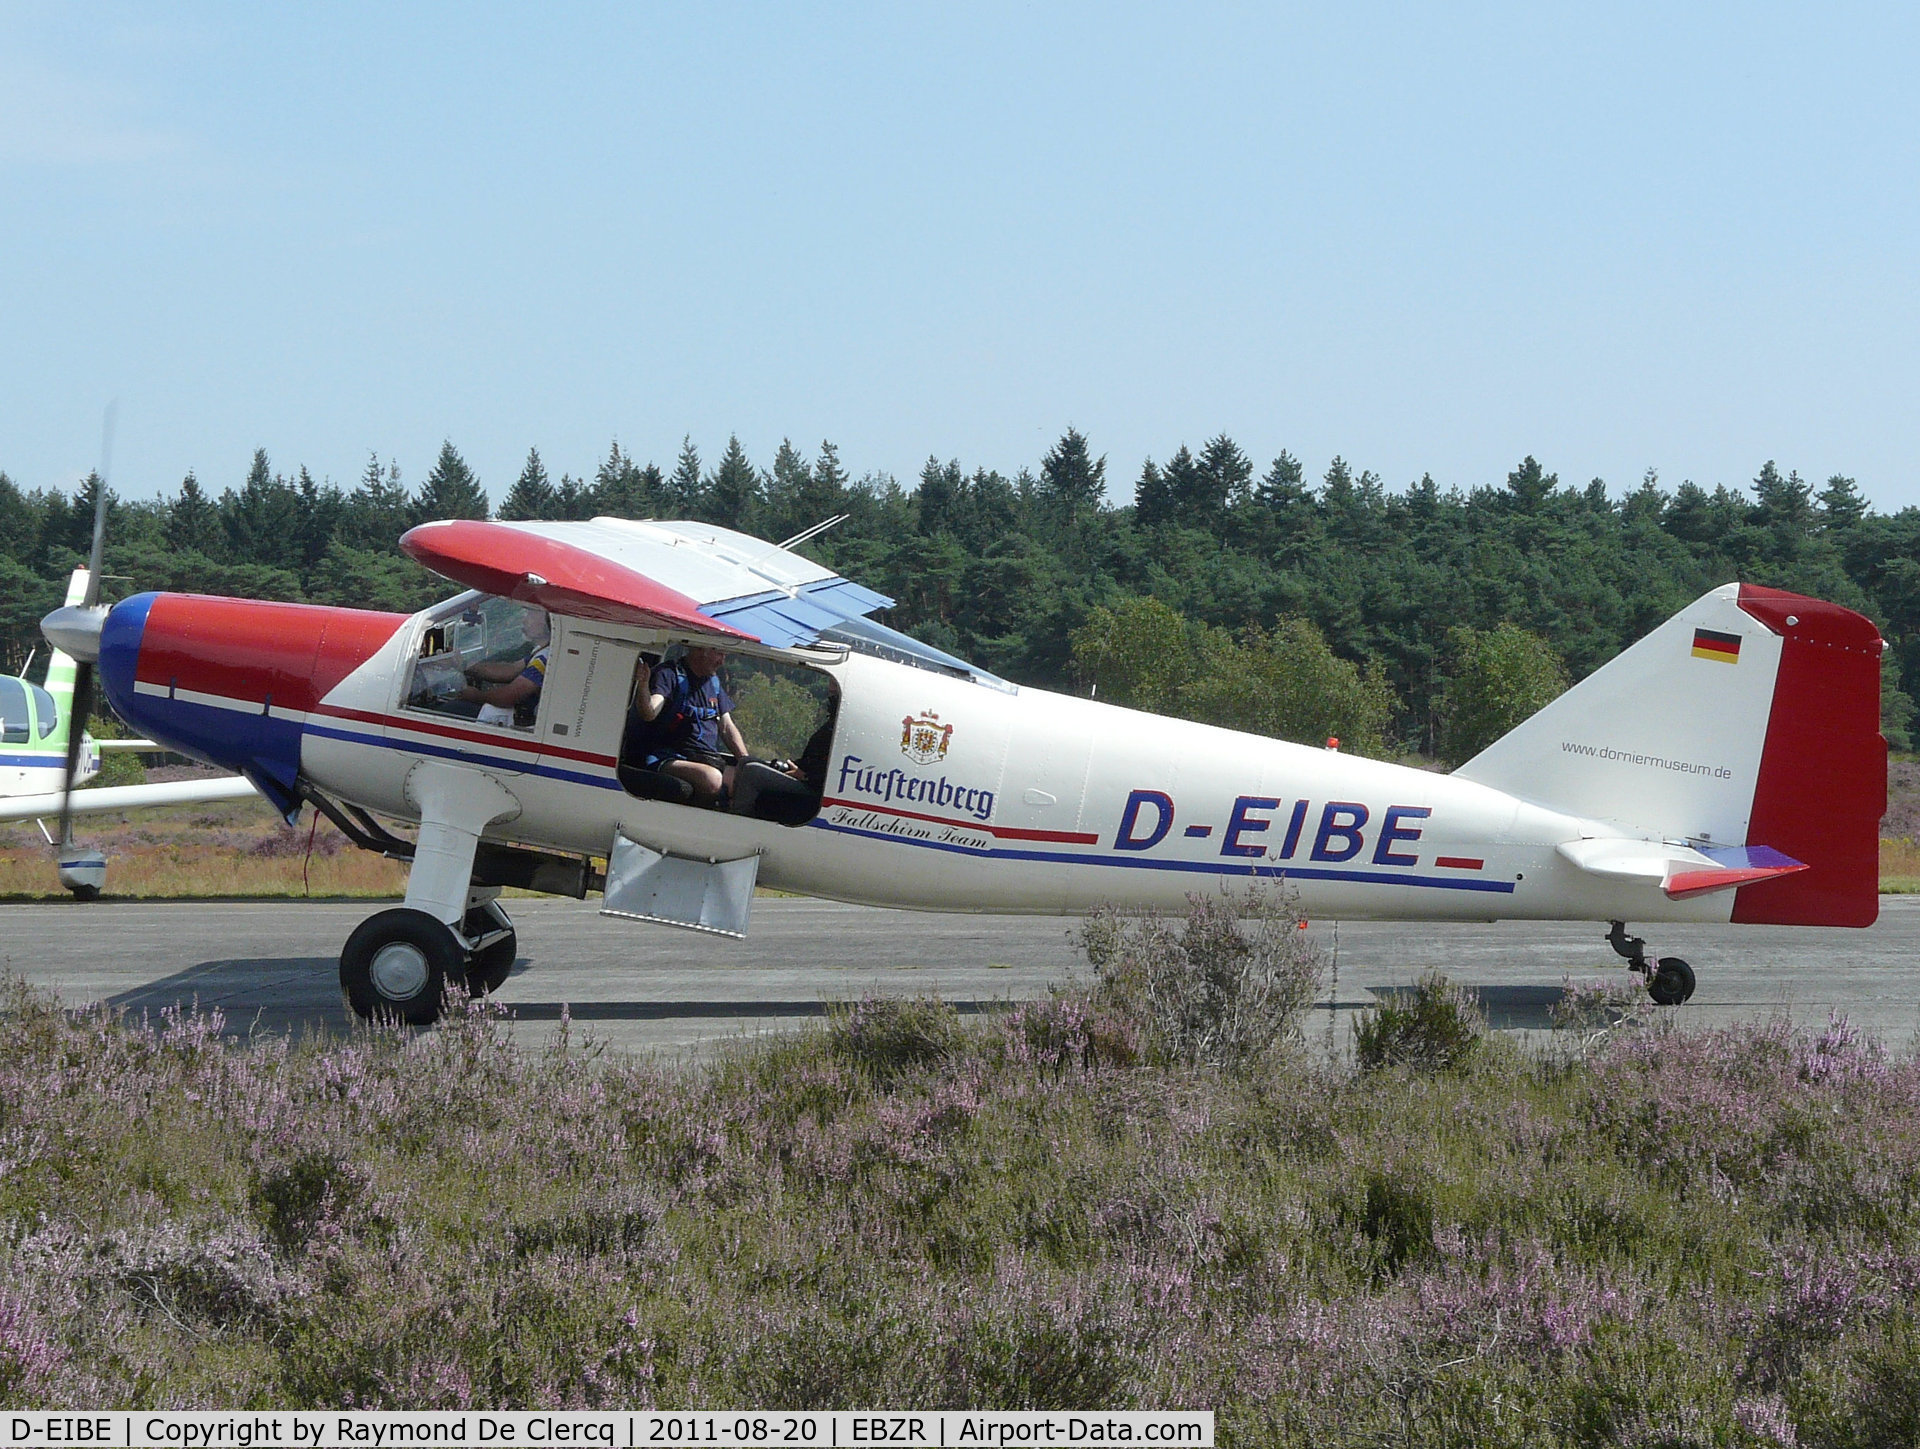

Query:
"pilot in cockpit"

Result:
[[456, 607, 550, 727]]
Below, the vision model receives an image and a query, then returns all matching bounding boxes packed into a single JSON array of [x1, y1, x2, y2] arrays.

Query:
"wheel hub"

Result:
[[368, 940, 430, 1001]]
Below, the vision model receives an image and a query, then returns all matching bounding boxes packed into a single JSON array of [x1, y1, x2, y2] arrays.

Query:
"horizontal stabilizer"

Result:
[[1666, 844, 1808, 900], [1556, 837, 1807, 899]]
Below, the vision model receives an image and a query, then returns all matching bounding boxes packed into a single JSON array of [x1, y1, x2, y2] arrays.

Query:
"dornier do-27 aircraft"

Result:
[[42, 497, 1886, 1024]]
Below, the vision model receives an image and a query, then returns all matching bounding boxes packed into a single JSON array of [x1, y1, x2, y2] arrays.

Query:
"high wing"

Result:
[[0, 773, 260, 825], [399, 517, 894, 648]]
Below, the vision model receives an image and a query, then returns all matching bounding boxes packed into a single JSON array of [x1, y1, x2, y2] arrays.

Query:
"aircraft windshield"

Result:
[[818, 617, 1015, 694], [403, 595, 550, 731], [0, 678, 26, 744]]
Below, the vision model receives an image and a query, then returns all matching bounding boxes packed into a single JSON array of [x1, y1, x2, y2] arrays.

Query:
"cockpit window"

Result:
[[29, 684, 57, 738], [0, 678, 27, 745], [403, 595, 550, 731], [818, 617, 1016, 694]]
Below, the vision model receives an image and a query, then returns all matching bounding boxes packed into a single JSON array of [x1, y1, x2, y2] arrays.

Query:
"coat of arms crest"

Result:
[[900, 709, 953, 765]]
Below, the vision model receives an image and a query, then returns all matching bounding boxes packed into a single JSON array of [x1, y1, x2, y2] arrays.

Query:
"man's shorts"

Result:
[[646, 746, 729, 773]]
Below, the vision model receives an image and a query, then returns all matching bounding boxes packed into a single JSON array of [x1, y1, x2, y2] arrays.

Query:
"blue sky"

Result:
[[2, 2, 1916, 512]]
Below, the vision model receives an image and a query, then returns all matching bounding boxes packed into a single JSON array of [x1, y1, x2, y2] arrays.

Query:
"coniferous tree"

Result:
[[1160, 445, 1209, 522], [293, 466, 343, 571], [1506, 456, 1556, 512], [500, 448, 556, 520], [593, 441, 661, 518], [1254, 452, 1308, 512], [1819, 474, 1869, 531], [1197, 434, 1253, 515], [552, 472, 596, 520], [413, 441, 489, 523], [167, 472, 223, 557], [341, 455, 413, 549], [791, 440, 849, 529], [224, 450, 301, 569], [764, 439, 813, 541], [1133, 458, 1173, 528], [916, 456, 964, 536], [1039, 427, 1107, 518], [702, 434, 762, 532], [667, 437, 703, 514]]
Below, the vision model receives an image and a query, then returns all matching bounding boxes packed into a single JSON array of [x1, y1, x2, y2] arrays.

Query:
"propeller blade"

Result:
[[58, 404, 115, 847], [57, 660, 95, 848]]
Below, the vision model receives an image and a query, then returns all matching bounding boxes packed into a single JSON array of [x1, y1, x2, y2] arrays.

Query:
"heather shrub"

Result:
[[1002, 992, 1139, 1075], [827, 996, 965, 1085], [1354, 971, 1486, 1073], [1079, 886, 1320, 1071], [10, 970, 1920, 1436], [250, 1149, 372, 1254], [1550, 974, 1646, 1035]]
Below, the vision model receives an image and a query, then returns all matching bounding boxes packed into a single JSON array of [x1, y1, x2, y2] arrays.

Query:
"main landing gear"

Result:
[[338, 897, 518, 1025], [1607, 920, 1696, 1006], [328, 761, 528, 1027]]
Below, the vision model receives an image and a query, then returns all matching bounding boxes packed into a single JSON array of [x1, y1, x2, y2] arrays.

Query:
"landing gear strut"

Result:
[[1607, 920, 1695, 1006]]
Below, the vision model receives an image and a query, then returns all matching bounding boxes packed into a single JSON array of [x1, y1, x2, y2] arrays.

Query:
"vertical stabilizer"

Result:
[[40, 568, 89, 753], [1453, 583, 1885, 926]]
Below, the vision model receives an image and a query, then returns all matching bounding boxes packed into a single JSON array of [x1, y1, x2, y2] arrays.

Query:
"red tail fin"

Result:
[[1733, 585, 1886, 927]]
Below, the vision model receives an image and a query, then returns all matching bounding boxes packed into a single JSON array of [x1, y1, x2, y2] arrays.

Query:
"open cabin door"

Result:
[[535, 620, 642, 782]]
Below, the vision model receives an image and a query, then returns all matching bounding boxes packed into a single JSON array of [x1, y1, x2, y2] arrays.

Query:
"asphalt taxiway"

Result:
[[9, 894, 1920, 1057]]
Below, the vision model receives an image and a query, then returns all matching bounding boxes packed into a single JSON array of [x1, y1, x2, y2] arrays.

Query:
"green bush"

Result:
[[1354, 971, 1486, 1073]]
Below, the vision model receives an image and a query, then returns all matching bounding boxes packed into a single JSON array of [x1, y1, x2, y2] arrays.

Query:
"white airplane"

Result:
[[42, 511, 1885, 1023], [2, 566, 257, 896]]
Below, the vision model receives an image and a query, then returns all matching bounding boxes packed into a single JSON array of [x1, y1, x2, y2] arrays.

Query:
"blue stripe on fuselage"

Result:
[[302, 721, 624, 792], [806, 817, 1518, 893]]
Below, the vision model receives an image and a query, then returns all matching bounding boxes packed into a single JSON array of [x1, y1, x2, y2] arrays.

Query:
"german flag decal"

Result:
[[1692, 627, 1742, 663]]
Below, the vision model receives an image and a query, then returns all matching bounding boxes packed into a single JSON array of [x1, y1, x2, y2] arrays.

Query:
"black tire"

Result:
[[463, 899, 517, 995], [340, 908, 466, 1025], [1648, 956, 1696, 1007], [69, 884, 101, 902]]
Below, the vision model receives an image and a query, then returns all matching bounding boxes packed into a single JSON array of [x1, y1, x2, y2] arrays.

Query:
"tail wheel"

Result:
[[463, 899, 518, 995], [1648, 956, 1696, 1007], [340, 907, 465, 1025]]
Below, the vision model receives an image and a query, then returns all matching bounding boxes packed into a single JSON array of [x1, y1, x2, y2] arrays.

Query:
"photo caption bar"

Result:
[[2, 1413, 1213, 1448]]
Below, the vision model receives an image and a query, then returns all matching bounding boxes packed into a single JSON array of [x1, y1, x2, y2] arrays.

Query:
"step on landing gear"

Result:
[[1607, 920, 1695, 1006]]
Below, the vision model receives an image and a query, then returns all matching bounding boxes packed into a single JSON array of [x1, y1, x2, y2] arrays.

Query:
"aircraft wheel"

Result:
[[464, 900, 517, 995], [340, 908, 464, 1025], [69, 884, 101, 902], [1648, 956, 1696, 1007]]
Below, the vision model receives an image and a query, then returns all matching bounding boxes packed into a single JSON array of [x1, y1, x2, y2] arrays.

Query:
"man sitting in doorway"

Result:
[[458, 607, 550, 728], [629, 644, 751, 807]]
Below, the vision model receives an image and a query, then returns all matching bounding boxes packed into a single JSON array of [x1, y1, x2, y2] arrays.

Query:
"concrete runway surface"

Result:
[[7, 894, 1920, 1058]]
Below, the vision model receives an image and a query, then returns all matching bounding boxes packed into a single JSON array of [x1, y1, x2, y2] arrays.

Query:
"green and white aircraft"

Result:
[[0, 567, 258, 896]]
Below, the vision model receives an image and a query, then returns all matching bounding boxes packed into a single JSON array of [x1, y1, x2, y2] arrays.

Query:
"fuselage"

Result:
[[97, 587, 1733, 927]]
